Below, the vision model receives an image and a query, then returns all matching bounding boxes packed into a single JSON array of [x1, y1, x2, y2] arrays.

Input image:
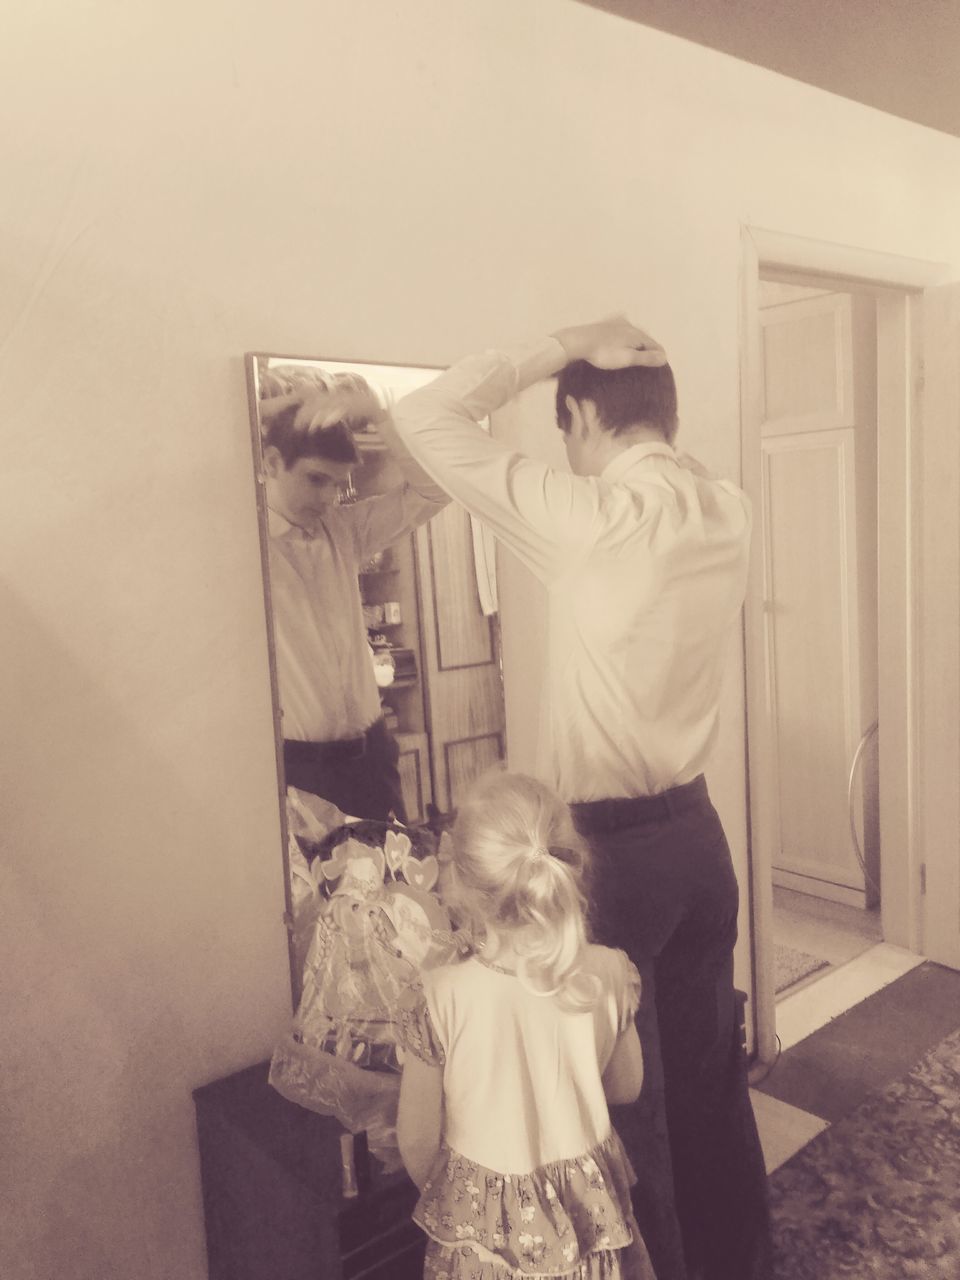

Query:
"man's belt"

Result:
[[570, 773, 708, 834], [283, 726, 377, 770]]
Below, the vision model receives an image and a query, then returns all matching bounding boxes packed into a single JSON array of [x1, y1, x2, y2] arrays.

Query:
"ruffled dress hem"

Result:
[[413, 1130, 656, 1279]]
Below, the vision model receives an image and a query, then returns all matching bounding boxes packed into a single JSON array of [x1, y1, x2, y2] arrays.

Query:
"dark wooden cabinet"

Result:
[[193, 1062, 424, 1279]]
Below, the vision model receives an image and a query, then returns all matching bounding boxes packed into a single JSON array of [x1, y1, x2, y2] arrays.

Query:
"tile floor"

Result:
[[751, 885, 897, 1171], [757, 890, 890, 1172], [749, 1090, 827, 1174], [774, 942, 923, 1052]]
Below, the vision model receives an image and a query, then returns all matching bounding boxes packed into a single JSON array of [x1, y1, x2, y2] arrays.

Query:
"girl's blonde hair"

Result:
[[444, 770, 600, 1011]]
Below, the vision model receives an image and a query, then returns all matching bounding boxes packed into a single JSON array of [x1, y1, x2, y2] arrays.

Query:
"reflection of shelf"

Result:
[[359, 567, 400, 577], [366, 625, 405, 646], [389, 677, 418, 689], [389, 649, 418, 680]]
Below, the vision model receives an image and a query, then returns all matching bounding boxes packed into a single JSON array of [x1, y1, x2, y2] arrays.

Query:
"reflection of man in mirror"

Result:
[[391, 318, 770, 1280], [259, 375, 447, 821]]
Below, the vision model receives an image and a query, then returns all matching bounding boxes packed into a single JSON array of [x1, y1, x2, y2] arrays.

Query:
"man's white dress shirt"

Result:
[[393, 339, 751, 802], [268, 465, 446, 743]]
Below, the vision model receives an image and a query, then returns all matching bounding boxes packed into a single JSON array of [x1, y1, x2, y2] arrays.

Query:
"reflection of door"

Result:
[[415, 504, 506, 813], [759, 290, 878, 907]]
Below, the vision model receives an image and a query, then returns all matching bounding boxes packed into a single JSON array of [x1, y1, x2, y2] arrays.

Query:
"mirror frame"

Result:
[[243, 350, 447, 1003], [245, 352, 298, 1005]]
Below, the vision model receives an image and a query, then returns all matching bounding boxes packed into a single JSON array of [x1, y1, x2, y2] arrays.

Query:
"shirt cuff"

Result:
[[510, 335, 568, 394]]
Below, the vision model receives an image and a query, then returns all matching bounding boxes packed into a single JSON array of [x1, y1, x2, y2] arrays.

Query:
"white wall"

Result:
[[1, 2, 958, 1277]]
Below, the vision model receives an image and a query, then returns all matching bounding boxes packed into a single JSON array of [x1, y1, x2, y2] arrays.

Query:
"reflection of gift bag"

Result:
[[284, 787, 349, 975], [269, 819, 458, 1170]]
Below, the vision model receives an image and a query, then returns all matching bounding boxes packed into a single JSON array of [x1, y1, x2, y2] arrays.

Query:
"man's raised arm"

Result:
[[387, 318, 667, 581]]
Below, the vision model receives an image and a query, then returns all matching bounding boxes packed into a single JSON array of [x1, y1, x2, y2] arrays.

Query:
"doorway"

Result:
[[756, 279, 883, 1010], [739, 228, 956, 1065]]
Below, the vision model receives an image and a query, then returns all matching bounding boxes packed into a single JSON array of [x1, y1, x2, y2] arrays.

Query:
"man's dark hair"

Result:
[[260, 396, 361, 468], [555, 361, 678, 442]]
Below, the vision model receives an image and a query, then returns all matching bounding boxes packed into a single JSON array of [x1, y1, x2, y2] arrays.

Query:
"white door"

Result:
[[919, 282, 960, 969], [741, 228, 952, 1064], [759, 290, 878, 906]]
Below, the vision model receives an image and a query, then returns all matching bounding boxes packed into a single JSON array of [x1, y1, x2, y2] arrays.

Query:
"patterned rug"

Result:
[[769, 1025, 960, 1277], [774, 942, 830, 993]]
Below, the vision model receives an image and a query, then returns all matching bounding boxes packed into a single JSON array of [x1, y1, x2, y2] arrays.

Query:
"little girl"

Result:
[[397, 770, 656, 1280]]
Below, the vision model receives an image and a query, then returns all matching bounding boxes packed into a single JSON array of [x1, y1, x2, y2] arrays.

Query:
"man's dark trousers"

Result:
[[573, 774, 772, 1280], [282, 717, 406, 822]]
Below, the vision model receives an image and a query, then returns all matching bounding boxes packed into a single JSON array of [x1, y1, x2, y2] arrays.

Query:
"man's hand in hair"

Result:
[[552, 316, 668, 370], [292, 380, 389, 433]]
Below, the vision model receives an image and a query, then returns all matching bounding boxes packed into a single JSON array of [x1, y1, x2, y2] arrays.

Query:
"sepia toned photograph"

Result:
[[3, 4, 960, 1280]]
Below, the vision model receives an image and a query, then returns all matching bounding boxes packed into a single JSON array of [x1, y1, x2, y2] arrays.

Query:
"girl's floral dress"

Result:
[[398, 948, 658, 1279]]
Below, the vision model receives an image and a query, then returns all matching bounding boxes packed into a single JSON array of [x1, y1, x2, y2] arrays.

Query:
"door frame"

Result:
[[739, 226, 949, 1063]]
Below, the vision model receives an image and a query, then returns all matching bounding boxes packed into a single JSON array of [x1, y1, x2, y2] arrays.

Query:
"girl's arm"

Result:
[[602, 1021, 644, 1105], [397, 1054, 444, 1190]]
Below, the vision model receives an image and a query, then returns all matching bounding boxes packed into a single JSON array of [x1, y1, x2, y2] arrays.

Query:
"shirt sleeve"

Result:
[[391, 339, 604, 584], [396, 983, 446, 1067], [337, 484, 447, 565], [337, 412, 451, 563]]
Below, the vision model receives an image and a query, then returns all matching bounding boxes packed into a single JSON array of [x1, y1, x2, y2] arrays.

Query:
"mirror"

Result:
[[244, 352, 507, 990]]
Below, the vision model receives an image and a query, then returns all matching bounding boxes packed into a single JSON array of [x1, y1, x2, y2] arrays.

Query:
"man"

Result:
[[260, 377, 447, 821], [391, 318, 771, 1280]]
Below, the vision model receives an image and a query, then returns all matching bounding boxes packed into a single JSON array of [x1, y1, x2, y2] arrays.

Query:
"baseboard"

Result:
[[773, 869, 867, 909]]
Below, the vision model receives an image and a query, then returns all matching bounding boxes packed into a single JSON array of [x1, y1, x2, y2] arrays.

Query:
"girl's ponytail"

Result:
[[445, 771, 600, 1011]]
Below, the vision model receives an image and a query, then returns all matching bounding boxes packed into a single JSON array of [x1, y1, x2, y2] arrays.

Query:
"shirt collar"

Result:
[[267, 506, 297, 537], [267, 505, 326, 539], [600, 441, 677, 486]]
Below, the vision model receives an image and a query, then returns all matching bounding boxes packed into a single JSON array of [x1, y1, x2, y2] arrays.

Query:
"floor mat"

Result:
[[774, 942, 829, 993], [757, 962, 960, 1121]]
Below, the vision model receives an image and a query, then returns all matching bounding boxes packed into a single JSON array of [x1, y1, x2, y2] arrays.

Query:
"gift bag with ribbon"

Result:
[[269, 816, 457, 1170]]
